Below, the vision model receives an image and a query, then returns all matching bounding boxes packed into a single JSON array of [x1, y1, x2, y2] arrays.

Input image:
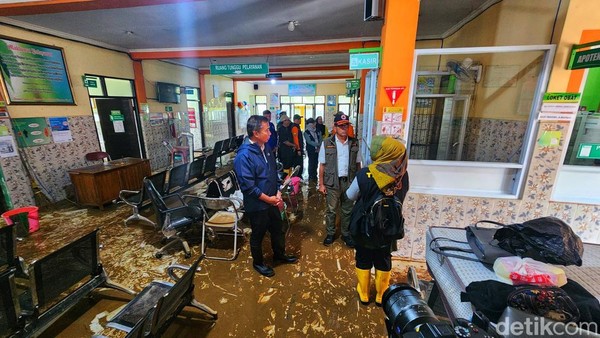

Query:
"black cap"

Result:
[[306, 118, 316, 124], [293, 114, 303, 121], [334, 113, 350, 125]]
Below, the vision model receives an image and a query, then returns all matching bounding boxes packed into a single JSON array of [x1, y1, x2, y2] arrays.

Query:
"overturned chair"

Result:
[[144, 178, 203, 259], [108, 254, 217, 336]]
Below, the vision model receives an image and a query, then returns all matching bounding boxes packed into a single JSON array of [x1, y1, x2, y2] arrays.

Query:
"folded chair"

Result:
[[190, 195, 243, 261], [145, 178, 203, 259], [118, 170, 168, 227], [85, 151, 111, 164]]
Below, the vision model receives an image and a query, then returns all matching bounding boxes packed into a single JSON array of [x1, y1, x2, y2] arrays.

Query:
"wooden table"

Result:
[[68, 158, 150, 209]]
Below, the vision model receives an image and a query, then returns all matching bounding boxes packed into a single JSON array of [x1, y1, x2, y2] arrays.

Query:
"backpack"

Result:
[[362, 190, 405, 241]]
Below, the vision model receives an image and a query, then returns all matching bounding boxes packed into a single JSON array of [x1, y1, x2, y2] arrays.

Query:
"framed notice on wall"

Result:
[[0, 36, 75, 105]]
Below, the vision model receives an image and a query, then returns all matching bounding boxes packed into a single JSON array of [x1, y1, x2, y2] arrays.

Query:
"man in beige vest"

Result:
[[318, 113, 361, 247]]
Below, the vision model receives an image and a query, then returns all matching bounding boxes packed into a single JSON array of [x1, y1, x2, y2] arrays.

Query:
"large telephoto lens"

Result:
[[382, 284, 439, 336]]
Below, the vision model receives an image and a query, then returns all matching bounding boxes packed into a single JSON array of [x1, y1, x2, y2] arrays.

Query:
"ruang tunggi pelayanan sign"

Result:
[[210, 63, 269, 75]]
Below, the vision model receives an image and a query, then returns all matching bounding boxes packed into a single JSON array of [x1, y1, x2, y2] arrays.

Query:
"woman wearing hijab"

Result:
[[315, 116, 328, 138], [346, 135, 409, 306]]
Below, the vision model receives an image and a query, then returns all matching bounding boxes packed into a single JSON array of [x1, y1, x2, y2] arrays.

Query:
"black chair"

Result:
[[18, 229, 134, 337], [0, 225, 17, 272], [187, 156, 206, 186], [107, 254, 217, 335], [234, 134, 244, 149], [144, 179, 203, 258], [206, 170, 241, 199], [202, 153, 218, 179], [166, 162, 189, 194], [118, 170, 168, 227], [211, 140, 225, 167], [0, 267, 22, 337]]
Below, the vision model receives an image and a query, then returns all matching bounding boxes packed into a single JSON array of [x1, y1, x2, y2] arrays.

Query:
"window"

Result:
[[255, 95, 267, 114], [338, 95, 351, 115], [406, 45, 555, 198]]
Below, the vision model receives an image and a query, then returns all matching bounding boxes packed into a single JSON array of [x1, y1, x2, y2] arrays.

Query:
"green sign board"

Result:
[[165, 106, 173, 112], [82, 76, 97, 88], [210, 63, 269, 75], [346, 79, 360, 90], [12, 117, 52, 147], [349, 53, 379, 70], [110, 110, 124, 121], [577, 143, 600, 159], [569, 49, 600, 70]]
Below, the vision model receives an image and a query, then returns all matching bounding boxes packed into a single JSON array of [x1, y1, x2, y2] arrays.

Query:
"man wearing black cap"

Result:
[[263, 110, 278, 156], [318, 113, 361, 248]]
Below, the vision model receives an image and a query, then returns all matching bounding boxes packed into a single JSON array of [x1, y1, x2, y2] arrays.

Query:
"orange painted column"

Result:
[[374, 0, 420, 123], [132, 60, 147, 107]]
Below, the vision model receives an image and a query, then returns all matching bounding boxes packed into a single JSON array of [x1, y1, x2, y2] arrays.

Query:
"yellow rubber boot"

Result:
[[355, 268, 371, 305], [375, 270, 391, 306]]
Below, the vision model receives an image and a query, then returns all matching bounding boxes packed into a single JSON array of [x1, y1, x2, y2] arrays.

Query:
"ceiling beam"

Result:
[[131, 41, 380, 60], [0, 0, 202, 16]]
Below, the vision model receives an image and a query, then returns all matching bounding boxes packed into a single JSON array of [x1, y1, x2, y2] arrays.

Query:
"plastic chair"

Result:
[[189, 195, 243, 261], [85, 151, 111, 162]]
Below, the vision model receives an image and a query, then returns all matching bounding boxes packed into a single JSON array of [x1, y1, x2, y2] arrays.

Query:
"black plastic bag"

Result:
[[493, 216, 584, 266]]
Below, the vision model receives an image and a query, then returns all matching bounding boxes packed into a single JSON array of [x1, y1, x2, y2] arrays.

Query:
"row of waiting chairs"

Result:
[[212, 135, 244, 167]]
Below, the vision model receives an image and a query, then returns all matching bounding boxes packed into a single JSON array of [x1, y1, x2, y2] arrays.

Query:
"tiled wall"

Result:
[[140, 112, 191, 172], [395, 120, 600, 261], [463, 118, 528, 162]]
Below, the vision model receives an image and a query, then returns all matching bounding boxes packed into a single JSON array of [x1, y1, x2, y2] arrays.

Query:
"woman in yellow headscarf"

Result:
[[346, 135, 409, 306]]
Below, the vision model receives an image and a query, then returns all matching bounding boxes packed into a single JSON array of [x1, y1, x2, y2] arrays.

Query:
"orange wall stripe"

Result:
[[567, 30, 600, 92], [198, 71, 206, 106], [130, 41, 380, 60], [375, 0, 419, 121], [132, 60, 147, 104]]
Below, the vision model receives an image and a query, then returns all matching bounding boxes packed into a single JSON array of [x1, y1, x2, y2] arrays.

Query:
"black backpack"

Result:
[[363, 192, 405, 241]]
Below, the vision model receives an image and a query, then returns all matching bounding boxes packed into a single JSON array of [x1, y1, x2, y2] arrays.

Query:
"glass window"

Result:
[[303, 96, 315, 104], [85, 75, 104, 96], [338, 104, 350, 115], [406, 45, 555, 198], [255, 95, 267, 103], [315, 105, 325, 116], [105, 78, 134, 97], [291, 96, 302, 104], [338, 95, 351, 104], [315, 96, 325, 104], [256, 104, 267, 114], [280, 96, 290, 104]]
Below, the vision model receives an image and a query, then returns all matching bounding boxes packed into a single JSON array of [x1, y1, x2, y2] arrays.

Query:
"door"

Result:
[[361, 69, 378, 166], [94, 98, 143, 159]]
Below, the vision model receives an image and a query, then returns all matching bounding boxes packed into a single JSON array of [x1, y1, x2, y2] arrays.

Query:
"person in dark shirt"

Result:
[[262, 110, 277, 156], [277, 114, 296, 172], [233, 115, 298, 277]]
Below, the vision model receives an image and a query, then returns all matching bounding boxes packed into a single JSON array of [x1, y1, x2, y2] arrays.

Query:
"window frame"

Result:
[[406, 44, 556, 198]]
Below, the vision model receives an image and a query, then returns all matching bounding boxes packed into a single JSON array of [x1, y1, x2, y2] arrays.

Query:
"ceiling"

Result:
[[0, 0, 500, 83]]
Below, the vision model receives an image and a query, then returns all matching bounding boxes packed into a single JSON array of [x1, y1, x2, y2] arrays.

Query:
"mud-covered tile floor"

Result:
[[18, 182, 429, 338]]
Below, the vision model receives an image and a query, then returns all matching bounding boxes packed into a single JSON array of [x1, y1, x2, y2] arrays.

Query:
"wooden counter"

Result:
[[68, 158, 151, 209]]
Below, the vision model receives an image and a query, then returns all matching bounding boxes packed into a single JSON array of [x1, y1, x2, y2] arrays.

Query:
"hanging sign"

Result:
[[210, 63, 269, 75], [384, 86, 405, 105], [349, 53, 379, 70]]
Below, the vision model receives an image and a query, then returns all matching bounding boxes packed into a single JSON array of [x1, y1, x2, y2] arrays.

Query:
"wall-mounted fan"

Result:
[[446, 58, 481, 83]]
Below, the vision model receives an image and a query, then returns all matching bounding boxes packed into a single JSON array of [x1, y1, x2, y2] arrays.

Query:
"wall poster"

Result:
[[12, 117, 52, 147], [0, 36, 75, 104]]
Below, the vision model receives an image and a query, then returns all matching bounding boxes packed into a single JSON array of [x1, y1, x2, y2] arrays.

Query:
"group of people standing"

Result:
[[262, 110, 328, 181], [233, 111, 409, 307]]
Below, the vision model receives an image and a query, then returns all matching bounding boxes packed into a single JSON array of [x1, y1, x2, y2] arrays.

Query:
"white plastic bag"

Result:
[[493, 256, 567, 287]]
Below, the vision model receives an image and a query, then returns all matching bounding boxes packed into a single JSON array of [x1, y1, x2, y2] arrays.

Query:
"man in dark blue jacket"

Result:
[[234, 115, 297, 277]]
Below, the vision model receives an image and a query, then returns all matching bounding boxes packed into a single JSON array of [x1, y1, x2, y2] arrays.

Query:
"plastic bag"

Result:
[[493, 256, 567, 287], [493, 216, 584, 266]]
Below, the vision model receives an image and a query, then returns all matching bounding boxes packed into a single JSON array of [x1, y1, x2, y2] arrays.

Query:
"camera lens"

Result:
[[382, 284, 439, 335]]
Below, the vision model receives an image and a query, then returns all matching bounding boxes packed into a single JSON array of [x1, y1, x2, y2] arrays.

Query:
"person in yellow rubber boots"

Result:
[[346, 135, 409, 305]]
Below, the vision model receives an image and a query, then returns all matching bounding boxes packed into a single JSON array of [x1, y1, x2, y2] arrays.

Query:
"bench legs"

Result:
[[124, 206, 156, 227], [190, 299, 218, 320]]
